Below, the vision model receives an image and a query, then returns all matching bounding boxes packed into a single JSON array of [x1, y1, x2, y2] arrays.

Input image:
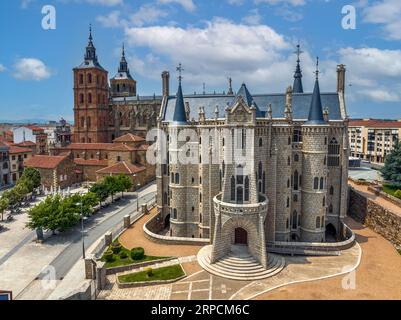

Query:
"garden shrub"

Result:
[[111, 242, 122, 254], [119, 251, 128, 259], [145, 267, 153, 277], [104, 250, 114, 262], [131, 247, 145, 260]]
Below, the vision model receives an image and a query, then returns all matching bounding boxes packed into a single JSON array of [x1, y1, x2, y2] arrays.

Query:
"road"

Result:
[[12, 186, 156, 299]]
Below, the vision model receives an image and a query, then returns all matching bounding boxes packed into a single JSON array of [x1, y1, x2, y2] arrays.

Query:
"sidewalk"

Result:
[[0, 182, 156, 299]]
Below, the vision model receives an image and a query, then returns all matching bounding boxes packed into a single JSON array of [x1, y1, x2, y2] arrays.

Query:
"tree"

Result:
[[115, 175, 133, 198], [0, 197, 9, 221], [381, 142, 401, 188], [103, 176, 119, 202], [90, 182, 109, 205], [82, 192, 99, 215], [20, 167, 41, 190]]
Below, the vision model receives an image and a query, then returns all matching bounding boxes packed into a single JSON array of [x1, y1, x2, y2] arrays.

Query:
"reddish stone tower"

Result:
[[73, 26, 110, 143]]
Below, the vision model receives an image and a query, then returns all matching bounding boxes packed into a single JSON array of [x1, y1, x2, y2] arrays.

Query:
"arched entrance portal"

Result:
[[164, 214, 170, 229], [234, 227, 248, 245], [325, 223, 337, 242]]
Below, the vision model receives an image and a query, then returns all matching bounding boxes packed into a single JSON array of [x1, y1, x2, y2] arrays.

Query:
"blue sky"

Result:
[[0, 0, 400, 122]]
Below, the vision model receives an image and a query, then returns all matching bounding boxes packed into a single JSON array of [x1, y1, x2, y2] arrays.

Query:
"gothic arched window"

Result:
[[316, 217, 321, 228], [231, 176, 236, 201], [88, 93, 92, 104], [314, 177, 319, 190], [320, 177, 324, 190], [330, 186, 334, 195], [245, 176, 250, 201], [294, 170, 299, 191], [258, 162, 262, 179], [175, 173, 180, 184]]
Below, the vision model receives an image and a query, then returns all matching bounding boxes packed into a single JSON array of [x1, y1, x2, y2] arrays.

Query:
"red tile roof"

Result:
[[0, 141, 9, 149], [9, 145, 33, 154], [113, 133, 145, 143], [349, 119, 401, 129], [15, 140, 36, 147], [24, 125, 44, 132], [25, 155, 68, 169], [108, 143, 135, 152], [96, 161, 145, 175], [63, 143, 113, 151], [74, 158, 109, 166]]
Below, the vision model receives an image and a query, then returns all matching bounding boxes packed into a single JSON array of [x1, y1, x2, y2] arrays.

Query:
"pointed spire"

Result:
[[227, 77, 234, 95], [306, 57, 326, 124], [118, 43, 129, 74], [172, 63, 187, 124], [82, 24, 104, 69], [293, 43, 304, 93]]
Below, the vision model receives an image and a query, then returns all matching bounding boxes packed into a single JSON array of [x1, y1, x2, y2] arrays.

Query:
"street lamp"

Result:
[[132, 173, 141, 212], [77, 202, 87, 259]]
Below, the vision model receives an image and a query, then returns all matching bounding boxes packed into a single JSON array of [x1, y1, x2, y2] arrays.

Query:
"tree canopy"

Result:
[[381, 142, 401, 188]]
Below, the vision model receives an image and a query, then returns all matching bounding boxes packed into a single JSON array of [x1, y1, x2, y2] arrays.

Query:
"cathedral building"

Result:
[[155, 48, 350, 275], [73, 27, 165, 144]]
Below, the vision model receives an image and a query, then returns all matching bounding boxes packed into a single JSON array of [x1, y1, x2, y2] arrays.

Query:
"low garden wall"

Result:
[[348, 187, 401, 248], [267, 223, 355, 255], [143, 213, 209, 246], [105, 257, 175, 275]]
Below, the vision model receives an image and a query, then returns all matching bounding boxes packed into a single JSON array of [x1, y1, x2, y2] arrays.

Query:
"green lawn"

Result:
[[118, 264, 185, 283], [382, 184, 398, 197], [397, 249, 401, 256], [101, 242, 169, 268], [383, 184, 398, 198]]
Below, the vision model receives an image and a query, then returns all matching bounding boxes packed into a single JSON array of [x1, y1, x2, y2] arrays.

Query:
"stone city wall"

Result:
[[348, 187, 401, 248]]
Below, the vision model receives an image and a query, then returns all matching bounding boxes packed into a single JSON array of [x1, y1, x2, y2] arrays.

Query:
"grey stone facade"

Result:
[[156, 63, 349, 266]]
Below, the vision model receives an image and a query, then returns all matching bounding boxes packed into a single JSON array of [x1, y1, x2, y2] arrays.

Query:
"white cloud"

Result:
[[20, 0, 34, 9], [358, 89, 400, 102], [84, 0, 123, 5], [124, 19, 341, 93], [13, 58, 52, 81], [0, 64, 5, 72], [242, 9, 262, 25], [363, 0, 401, 40], [157, 0, 196, 12], [338, 47, 401, 102], [130, 4, 169, 27], [97, 10, 125, 28], [227, 0, 245, 5], [255, 0, 306, 6]]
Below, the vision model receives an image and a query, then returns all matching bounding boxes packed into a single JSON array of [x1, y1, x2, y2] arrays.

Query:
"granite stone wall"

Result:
[[348, 187, 401, 247]]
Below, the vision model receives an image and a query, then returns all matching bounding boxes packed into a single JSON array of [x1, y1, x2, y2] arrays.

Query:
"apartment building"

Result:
[[348, 119, 401, 164]]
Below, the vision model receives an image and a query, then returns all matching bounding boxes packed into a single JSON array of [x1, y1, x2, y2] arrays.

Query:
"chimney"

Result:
[[162, 71, 170, 97], [337, 64, 346, 94]]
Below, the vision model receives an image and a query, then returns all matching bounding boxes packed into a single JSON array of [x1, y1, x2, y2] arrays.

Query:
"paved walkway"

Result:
[[255, 217, 401, 300], [119, 209, 203, 258], [349, 180, 401, 217], [0, 183, 156, 299]]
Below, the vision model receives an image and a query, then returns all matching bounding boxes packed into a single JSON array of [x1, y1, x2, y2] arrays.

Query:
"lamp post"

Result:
[[77, 202, 86, 259], [132, 173, 141, 212]]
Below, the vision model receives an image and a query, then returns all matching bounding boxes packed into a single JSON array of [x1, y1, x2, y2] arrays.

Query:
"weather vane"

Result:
[[315, 56, 320, 79], [294, 42, 303, 63], [176, 63, 184, 82]]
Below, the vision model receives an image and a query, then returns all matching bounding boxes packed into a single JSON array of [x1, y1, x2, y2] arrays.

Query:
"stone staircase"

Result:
[[197, 245, 285, 281]]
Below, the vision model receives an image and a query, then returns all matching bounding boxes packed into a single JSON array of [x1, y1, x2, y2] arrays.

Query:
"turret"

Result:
[[110, 44, 137, 97], [293, 44, 304, 93], [300, 57, 329, 242]]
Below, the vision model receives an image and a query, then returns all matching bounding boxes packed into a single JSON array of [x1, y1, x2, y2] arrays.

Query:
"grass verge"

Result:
[[101, 241, 169, 268], [118, 264, 185, 283]]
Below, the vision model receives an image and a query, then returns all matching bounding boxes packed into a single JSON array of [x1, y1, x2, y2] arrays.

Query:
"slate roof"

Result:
[[172, 81, 188, 124], [232, 83, 263, 117], [163, 91, 342, 122], [306, 79, 326, 125]]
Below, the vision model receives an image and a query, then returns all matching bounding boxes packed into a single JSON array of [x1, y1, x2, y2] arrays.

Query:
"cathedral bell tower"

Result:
[[110, 44, 137, 98], [73, 25, 110, 143]]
